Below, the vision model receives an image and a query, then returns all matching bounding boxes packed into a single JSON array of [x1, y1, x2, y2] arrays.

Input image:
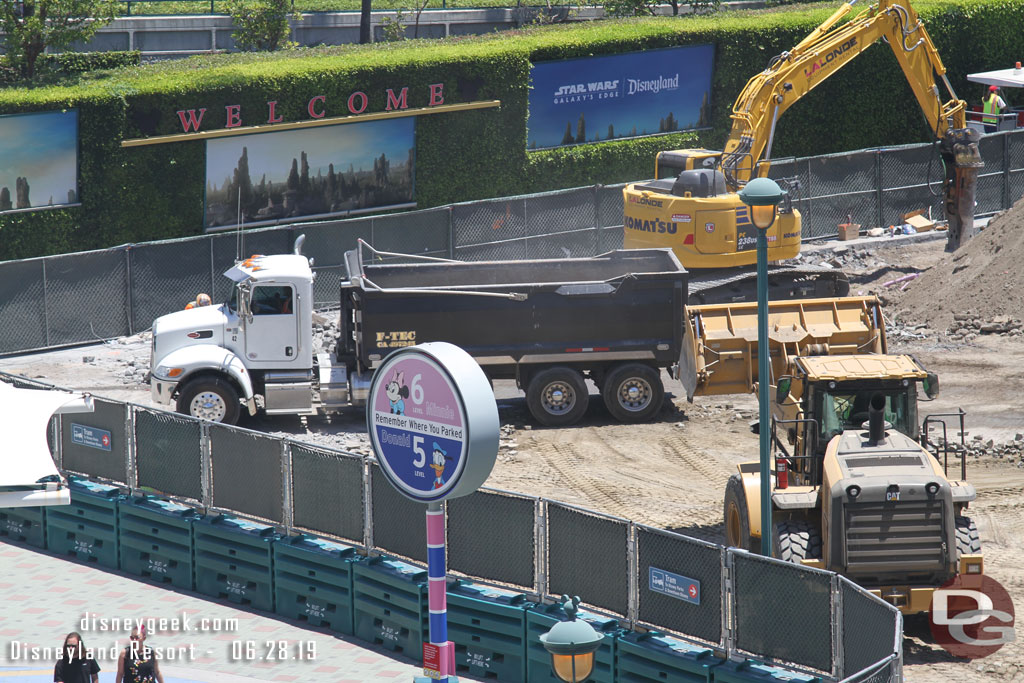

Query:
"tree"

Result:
[[287, 158, 300, 192], [575, 113, 586, 144], [0, 0, 116, 79], [561, 122, 574, 146], [226, 0, 297, 52], [0, 187, 10, 212], [359, 0, 371, 43], [607, 124, 614, 140]]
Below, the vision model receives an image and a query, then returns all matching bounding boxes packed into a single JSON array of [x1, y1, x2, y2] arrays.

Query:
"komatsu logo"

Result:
[[804, 38, 857, 78], [628, 195, 664, 208], [625, 215, 677, 234], [627, 74, 679, 95]]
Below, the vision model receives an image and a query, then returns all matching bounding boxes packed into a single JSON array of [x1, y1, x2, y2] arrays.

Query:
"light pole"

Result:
[[539, 595, 603, 682], [737, 177, 785, 558]]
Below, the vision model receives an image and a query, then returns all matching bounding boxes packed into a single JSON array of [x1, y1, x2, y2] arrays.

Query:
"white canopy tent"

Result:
[[967, 64, 1024, 89], [0, 380, 94, 508]]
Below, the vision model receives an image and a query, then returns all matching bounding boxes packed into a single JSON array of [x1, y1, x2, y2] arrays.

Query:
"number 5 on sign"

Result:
[[413, 435, 426, 468]]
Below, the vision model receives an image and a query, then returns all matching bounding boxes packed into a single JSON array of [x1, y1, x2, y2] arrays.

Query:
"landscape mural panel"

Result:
[[205, 118, 415, 229], [527, 45, 715, 149], [0, 110, 78, 212]]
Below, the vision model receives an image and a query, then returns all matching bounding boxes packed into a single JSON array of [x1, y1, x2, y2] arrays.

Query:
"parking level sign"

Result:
[[649, 567, 700, 605], [71, 424, 112, 451]]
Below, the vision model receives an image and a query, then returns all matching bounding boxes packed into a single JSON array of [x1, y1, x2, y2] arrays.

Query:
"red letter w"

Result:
[[176, 108, 207, 133]]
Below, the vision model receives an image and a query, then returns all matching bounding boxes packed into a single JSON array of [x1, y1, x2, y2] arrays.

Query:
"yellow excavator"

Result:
[[623, 0, 982, 304], [682, 296, 982, 613]]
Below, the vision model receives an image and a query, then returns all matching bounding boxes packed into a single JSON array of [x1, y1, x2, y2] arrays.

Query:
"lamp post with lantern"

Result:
[[737, 177, 786, 558], [539, 596, 603, 683]]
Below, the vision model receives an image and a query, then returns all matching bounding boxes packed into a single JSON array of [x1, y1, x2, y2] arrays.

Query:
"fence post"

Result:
[[627, 521, 638, 629], [593, 184, 602, 256], [281, 439, 293, 534], [126, 406, 138, 493], [200, 422, 212, 510], [1004, 133, 1012, 211], [534, 498, 548, 598], [831, 574, 843, 679], [363, 457, 375, 554], [523, 198, 529, 260], [42, 258, 51, 348], [447, 206, 455, 259], [875, 150, 884, 230], [722, 548, 736, 655]]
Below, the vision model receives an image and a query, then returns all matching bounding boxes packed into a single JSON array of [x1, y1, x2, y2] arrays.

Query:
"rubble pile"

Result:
[[929, 433, 1024, 465], [895, 194, 1024, 333]]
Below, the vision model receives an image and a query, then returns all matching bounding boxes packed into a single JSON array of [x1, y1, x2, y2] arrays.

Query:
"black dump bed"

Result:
[[341, 249, 688, 371]]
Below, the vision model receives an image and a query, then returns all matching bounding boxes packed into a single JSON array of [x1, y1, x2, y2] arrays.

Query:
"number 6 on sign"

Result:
[[413, 435, 426, 467], [412, 373, 424, 404]]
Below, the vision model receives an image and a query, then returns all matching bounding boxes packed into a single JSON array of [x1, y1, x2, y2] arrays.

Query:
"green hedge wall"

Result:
[[0, 0, 1021, 259]]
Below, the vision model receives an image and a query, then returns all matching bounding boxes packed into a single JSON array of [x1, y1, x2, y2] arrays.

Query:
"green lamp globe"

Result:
[[539, 596, 603, 682], [737, 177, 786, 230]]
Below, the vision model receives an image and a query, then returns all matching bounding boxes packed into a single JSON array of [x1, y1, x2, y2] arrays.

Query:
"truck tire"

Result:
[[177, 376, 241, 425], [601, 364, 664, 423], [774, 520, 823, 564], [724, 474, 756, 552], [526, 367, 589, 427], [955, 516, 981, 558]]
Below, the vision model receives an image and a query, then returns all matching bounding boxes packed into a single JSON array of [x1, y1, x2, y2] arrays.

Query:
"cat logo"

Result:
[[705, 223, 715, 233]]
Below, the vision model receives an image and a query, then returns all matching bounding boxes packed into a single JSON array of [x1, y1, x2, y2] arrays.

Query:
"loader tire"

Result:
[[774, 520, 823, 564], [955, 516, 981, 558], [724, 474, 756, 552], [526, 367, 589, 427], [602, 363, 664, 423], [177, 376, 241, 425]]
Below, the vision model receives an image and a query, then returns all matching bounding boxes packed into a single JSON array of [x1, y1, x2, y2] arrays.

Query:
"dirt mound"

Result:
[[894, 195, 1024, 333]]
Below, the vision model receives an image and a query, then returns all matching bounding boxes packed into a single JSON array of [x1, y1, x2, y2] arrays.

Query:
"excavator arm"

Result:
[[719, 0, 981, 249]]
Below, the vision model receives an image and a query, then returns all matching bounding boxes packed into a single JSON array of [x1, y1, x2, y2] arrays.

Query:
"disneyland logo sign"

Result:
[[626, 74, 680, 96]]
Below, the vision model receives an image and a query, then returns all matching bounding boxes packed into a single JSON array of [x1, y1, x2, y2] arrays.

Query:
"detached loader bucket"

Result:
[[941, 127, 983, 252]]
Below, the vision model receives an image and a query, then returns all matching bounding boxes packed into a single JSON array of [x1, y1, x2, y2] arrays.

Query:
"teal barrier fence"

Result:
[[118, 494, 199, 590]]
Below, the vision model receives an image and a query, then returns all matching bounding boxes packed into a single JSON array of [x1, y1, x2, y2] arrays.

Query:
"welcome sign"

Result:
[[527, 45, 715, 149]]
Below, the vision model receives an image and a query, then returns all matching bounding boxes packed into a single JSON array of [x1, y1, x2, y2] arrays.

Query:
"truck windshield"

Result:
[[818, 386, 915, 441]]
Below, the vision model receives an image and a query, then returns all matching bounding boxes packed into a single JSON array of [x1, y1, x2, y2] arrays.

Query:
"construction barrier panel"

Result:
[[616, 631, 721, 683], [118, 494, 199, 590], [0, 506, 46, 548], [446, 579, 531, 682], [193, 514, 282, 611], [353, 556, 428, 657], [526, 601, 618, 683], [712, 660, 823, 683], [273, 535, 360, 635], [45, 477, 122, 569]]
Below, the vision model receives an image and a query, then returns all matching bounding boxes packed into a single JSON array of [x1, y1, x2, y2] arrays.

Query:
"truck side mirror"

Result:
[[923, 372, 940, 399], [776, 377, 792, 404], [237, 284, 253, 323]]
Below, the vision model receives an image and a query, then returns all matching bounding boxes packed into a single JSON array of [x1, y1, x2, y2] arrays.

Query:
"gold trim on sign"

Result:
[[120, 100, 502, 147]]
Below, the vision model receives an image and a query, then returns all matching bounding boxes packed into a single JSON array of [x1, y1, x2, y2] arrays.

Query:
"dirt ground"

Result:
[[2, 231, 1023, 681]]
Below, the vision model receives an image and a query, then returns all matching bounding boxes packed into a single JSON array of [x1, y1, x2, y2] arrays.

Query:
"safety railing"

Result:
[[7, 371, 902, 681]]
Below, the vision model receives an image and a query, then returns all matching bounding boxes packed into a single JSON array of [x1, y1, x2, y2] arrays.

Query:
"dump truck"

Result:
[[687, 296, 982, 613], [622, 0, 983, 304], [150, 239, 692, 427]]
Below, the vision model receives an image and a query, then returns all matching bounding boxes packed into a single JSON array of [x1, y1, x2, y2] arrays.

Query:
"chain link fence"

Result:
[[5, 371, 902, 680], [4, 132, 1019, 357]]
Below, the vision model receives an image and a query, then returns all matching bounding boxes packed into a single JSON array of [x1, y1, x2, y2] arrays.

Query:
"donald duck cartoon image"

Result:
[[430, 443, 452, 489]]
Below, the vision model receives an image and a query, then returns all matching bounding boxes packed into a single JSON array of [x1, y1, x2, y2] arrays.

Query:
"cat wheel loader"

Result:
[[684, 296, 982, 613], [624, 0, 983, 305]]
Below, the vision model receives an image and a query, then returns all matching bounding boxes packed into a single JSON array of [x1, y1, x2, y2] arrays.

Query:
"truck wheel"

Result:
[[955, 516, 981, 557], [602, 364, 664, 423], [774, 520, 823, 564], [177, 377, 241, 425], [724, 474, 756, 552], [526, 367, 589, 427]]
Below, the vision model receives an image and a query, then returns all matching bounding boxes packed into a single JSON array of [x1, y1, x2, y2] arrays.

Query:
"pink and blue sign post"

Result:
[[367, 342, 499, 683]]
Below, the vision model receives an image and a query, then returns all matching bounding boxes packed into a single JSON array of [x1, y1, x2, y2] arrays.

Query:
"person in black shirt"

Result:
[[54, 631, 100, 683], [116, 625, 164, 683]]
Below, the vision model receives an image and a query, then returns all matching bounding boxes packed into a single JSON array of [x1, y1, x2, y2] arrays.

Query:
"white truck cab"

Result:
[[150, 250, 318, 423]]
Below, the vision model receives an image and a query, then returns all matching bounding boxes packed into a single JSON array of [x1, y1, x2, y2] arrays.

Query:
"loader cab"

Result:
[[806, 380, 919, 456]]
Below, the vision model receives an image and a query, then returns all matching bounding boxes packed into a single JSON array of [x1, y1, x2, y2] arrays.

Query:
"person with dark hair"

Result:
[[54, 631, 100, 683], [115, 625, 164, 683]]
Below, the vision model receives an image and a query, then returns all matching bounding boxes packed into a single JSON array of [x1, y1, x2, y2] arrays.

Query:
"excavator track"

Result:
[[687, 264, 850, 306]]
